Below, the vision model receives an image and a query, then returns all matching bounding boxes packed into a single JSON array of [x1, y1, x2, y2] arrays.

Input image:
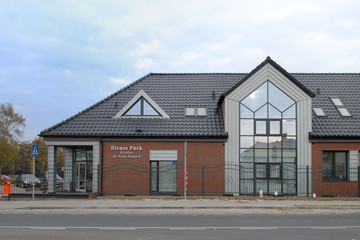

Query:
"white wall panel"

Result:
[[150, 150, 178, 161]]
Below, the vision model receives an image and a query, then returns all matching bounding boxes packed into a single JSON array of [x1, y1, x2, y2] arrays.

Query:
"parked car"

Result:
[[15, 174, 41, 188], [45, 171, 64, 187]]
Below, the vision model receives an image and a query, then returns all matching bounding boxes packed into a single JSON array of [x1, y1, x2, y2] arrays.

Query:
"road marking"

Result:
[[0, 226, 359, 231]]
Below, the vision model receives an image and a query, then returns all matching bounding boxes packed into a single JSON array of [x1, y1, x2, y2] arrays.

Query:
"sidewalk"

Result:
[[1, 197, 360, 215]]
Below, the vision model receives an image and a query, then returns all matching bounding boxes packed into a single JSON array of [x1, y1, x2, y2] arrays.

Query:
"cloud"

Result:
[[109, 77, 131, 85]]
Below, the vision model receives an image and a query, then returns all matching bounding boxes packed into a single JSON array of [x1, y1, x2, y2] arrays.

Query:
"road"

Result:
[[0, 214, 359, 240]]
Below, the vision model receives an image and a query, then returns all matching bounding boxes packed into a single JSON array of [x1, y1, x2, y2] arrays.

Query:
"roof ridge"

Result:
[[39, 73, 152, 135], [149, 73, 248, 75]]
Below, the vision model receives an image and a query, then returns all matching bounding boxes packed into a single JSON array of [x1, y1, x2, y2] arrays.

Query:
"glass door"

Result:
[[150, 161, 177, 193], [75, 162, 86, 192]]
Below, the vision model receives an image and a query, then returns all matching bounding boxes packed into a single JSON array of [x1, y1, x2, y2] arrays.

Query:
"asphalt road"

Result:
[[0, 214, 359, 240]]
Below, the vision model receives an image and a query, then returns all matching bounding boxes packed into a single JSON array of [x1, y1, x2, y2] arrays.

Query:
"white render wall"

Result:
[[224, 63, 313, 196]]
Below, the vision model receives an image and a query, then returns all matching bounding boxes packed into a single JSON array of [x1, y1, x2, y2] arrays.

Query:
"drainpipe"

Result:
[[100, 137, 103, 196], [184, 141, 187, 200]]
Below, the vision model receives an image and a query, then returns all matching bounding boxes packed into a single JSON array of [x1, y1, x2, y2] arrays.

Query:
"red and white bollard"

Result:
[[259, 190, 263, 199], [185, 171, 188, 191]]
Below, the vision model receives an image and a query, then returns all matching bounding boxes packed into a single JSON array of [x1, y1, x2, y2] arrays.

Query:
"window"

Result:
[[124, 97, 159, 116], [313, 108, 326, 117], [185, 107, 207, 116], [322, 151, 348, 181], [330, 97, 352, 117]]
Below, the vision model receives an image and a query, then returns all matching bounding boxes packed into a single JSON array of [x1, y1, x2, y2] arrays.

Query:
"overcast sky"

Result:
[[0, 0, 359, 141]]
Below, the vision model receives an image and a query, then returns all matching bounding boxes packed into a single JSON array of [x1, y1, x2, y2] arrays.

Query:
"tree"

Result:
[[0, 103, 26, 140], [0, 103, 26, 173]]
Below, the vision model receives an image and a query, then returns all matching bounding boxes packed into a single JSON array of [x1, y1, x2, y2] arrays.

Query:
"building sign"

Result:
[[110, 145, 143, 159]]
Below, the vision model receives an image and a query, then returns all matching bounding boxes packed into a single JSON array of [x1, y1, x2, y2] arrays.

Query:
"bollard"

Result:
[[3, 181, 11, 201], [259, 190, 263, 199]]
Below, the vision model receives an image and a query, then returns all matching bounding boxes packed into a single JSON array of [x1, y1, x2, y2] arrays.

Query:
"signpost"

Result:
[[32, 144, 39, 200]]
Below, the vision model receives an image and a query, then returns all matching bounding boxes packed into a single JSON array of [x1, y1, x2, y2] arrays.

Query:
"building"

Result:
[[39, 57, 360, 196]]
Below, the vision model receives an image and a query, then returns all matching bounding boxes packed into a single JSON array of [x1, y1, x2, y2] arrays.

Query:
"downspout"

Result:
[[100, 137, 104, 196]]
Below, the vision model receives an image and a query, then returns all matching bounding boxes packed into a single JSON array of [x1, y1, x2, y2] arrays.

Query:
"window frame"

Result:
[[254, 119, 282, 136], [322, 151, 349, 181]]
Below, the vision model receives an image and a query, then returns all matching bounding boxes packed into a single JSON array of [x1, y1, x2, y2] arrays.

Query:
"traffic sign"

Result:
[[32, 144, 39, 157]]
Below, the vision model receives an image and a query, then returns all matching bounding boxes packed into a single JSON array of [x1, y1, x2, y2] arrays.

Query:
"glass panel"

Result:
[[158, 161, 177, 192], [143, 99, 159, 115], [240, 180, 254, 194], [255, 120, 266, 135], [125, 100, 141, 115], [254, 137, 267, 148], [197, 107, 207, 116], [240, 119, 254, 135], [255, 149, 267, 162], [335, 152, 347, 180], [255, 104, 267, 118], [313, 108, 326, 116], [151, 162, 158, 191], [283, 149, 296, 162], [76, 150, 87, 161], [331, 98, 344, 106], [283, 119, 296, 135], [283, 104, 296, 118], [256, 165, 267, 178], [240, 163, 254, 179], [240, 136, 253, 149], [86, 150, 93, 161], [283, 163, 296, 180], [240, 148, 254, 162], [282, 136, 296, 148], [269, 147, 281, 162], [268, 137, 282, 148], [269, 180, 281, 194], [270, 165, 281, 178], [338, 108, 351, 117], [269, 120, 281, 135], [240, 104, 253, 118], [255, 179, 267, 194], [283, 180, 296, 195], [269, 104, 281, 118], [241, 82, 267, 112], [185, 107, 195, 116], [268, 82, 295, 111]]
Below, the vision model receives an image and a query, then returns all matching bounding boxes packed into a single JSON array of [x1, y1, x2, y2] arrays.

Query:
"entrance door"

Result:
[[150, 161, 177, 193], [75, 162, 86, 192], [255, 163, 282, 195]]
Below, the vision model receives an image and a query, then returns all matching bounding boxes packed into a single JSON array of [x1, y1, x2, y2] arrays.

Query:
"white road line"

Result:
[[0, 226, 359, 231]]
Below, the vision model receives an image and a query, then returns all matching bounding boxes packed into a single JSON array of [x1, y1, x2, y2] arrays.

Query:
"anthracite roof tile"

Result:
[[40, 66, 360, 139]]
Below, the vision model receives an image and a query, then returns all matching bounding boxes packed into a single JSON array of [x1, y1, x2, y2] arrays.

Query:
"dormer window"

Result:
[[124, 97, 159, 116], [330, 97, 352, 117], [113, 90, 169, 118], [313, 108, 326, 117]]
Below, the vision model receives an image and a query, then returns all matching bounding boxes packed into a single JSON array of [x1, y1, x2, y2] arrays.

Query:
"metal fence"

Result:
[[1, 162, 359, 199]]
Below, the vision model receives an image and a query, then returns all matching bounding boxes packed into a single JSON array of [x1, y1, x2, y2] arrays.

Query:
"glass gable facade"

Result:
[[240, 81, 297, 195]]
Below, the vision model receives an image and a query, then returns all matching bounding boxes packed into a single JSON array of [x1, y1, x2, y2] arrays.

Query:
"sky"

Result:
[[0, 0, 360, 141]]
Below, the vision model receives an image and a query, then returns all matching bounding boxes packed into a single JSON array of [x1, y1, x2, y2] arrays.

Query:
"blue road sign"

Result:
[[32, 144, 39, 157]]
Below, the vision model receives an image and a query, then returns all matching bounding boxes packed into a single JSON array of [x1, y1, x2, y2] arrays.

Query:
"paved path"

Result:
[[1, 198, 360, 215]]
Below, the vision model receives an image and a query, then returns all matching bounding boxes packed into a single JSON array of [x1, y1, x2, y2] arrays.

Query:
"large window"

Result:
[[239, 81, 297, 195], [322, 151, 348, 181]]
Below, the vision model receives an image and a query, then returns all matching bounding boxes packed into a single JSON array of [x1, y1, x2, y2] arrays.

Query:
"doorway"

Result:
[[150, 161, 177, 194]]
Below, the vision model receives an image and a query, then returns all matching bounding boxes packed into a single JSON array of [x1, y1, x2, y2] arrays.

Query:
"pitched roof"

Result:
[[40, 60, 360, 139]]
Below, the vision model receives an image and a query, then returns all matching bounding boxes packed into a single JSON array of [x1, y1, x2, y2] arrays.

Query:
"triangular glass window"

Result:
[[124, 97, 159, 116], [124, 99, 141, 115]]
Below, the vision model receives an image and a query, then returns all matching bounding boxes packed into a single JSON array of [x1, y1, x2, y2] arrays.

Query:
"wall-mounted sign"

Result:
[[110, 145, 143, 159]]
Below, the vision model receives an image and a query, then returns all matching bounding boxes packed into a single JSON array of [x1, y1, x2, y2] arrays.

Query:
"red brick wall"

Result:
[[312, 142, 359, 196], [100, 141, 224, 195]]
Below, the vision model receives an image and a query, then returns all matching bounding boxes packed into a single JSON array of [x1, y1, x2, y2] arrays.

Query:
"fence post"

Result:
[[306, 166, 309, 197], [358, 166, 360, 198], [202, 166, 205, 196]]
